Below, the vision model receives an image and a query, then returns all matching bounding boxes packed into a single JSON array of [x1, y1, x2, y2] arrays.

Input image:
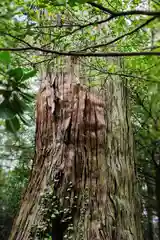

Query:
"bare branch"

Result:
[[80, 61, 159, 83], [142, 45, 160, 50], [23, 24, 82, 29], [87, 1, 160, 17], [0, 31, 33, 48], [116, 10, 160, 17], [60, 6, 159, 38], [60, 18, 111, 37], [87, 1, 116, 15], [81, 17, 155, 51], [0, 46, 159, 57]]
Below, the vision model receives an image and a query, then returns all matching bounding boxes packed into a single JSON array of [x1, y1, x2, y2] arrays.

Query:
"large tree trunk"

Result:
[[9, 59, 142, 240]]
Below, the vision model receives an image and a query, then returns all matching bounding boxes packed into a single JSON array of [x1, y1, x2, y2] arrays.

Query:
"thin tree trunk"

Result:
[[155, 166, 160, 239], [152, 145, 160, 239], [9, 60, 142, 240], [146, 179, 154, 240]]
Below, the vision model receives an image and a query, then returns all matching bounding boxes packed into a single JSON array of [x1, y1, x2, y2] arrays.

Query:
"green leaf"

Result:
[[8, 68, 23, 81], [22, 69, 37, 81], [20, 92, 34, 103], [56, 0, 66, 4], [17, 83, 28, 89], [0, 89, 12, 98], [0, 51, 11, 65], [5, 116, 20, 132], [18, 114, 30, 126], [11, 93, 27, 114], [68, 0, 86, 6], [0, 100, 16, 119]]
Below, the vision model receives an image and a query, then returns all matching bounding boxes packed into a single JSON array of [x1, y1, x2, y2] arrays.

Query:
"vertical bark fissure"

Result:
[[9, 59, 141, 240]]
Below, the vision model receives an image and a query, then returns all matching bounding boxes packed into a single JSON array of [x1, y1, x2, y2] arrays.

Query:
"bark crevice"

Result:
[[9, 64, 141, 240]]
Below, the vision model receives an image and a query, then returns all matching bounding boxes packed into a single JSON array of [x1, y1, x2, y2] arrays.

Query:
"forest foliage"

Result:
[[0, 0, 160, 239]]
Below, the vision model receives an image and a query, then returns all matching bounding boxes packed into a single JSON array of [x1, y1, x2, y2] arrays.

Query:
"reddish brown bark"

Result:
[[9, 67, 141, 240]]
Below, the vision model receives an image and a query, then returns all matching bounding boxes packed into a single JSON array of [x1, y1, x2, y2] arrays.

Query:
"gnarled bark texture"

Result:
[[9, 64, 141, 240]]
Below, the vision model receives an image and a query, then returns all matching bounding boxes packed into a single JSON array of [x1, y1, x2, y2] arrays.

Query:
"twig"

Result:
[[87, 1, 116, 15], [87, 1, 160, 17], [80, 17, 156, 51], [0, 32, 33, 48]]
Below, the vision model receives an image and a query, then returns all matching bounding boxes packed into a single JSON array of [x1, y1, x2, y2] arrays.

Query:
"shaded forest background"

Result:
[[0, 0, 160, 239]]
